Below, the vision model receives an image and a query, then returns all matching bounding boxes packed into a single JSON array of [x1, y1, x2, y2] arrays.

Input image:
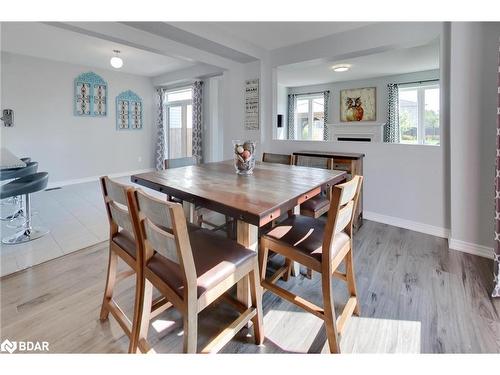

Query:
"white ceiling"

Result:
[[277, 41, 440, 87], [196, 22, 371, 51], [1, 22, 195, 77]]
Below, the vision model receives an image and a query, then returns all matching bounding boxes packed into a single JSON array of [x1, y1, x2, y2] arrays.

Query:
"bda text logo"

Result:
[[0, 339, 17, 354]]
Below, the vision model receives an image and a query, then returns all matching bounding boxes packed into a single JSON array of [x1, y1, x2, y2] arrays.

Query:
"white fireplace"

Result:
[[326, 122, 385, 143]]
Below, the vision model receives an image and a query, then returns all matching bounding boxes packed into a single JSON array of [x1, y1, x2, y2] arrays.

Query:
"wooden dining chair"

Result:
[[259, 175, 363, 353], [164, 156, 234, 237], [262, 152, 294, 165], [99, 177, 172, 353], [129, 188, 264, 353], [294, 155, 335, 218]]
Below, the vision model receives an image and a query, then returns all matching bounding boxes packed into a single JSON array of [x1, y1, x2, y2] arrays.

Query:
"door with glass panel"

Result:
[[165, 88, 193, 159]]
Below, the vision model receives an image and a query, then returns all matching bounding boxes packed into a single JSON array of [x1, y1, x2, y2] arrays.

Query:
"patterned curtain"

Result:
[[384, 84, 400, 143], [287, 94, 297, 140], [493, 39, 500, 298], [154, 88, 167, 170], [192, 81, 203, 163], [323, 90, 331, 141]]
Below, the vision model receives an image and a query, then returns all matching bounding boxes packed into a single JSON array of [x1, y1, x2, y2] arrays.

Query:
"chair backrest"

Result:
[[100, 177, 140, 255], [294, 155, 333, 170], [164, 156, 198, 170], [322, 176, 363, 260], [131, 189, 196, 297], [262, 153, 294, 165]]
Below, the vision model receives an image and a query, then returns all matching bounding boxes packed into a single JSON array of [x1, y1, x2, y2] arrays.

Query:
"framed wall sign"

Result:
[[74, 72, 107, 117], [245, 78, 259, 130], [116, 90, 143, 130]]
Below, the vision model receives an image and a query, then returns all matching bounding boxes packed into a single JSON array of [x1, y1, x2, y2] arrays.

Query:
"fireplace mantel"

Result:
[[326, 122, 385, 143]]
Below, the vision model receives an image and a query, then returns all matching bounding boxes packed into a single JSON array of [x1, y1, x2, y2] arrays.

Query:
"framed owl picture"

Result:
[[340, 87, 376, 122]]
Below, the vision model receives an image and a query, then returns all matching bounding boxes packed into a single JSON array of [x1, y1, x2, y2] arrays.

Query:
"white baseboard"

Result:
[[364, 211, 494, 260], [448, 238, 494, 259], [363, 210, 450, 238], [47, 168, 155, 189]]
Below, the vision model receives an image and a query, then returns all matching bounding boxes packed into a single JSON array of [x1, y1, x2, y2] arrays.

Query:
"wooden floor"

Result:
[[1, 220, 499, 353]]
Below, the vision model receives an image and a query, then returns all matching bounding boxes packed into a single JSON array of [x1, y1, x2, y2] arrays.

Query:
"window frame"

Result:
[[398, 83, 440, 146], [294, 93, 325, 141], [164, 87, 193, 159]]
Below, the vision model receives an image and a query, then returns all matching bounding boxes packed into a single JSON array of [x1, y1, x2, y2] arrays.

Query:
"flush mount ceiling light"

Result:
[[331, 64, 351, 72], [110, 50, 123, 69]]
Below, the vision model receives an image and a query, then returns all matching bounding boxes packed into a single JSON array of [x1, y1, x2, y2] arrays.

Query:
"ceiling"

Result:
[[277, 41, 440, 87], [175, 22, 371, 51], [1, 22, 195, 77]]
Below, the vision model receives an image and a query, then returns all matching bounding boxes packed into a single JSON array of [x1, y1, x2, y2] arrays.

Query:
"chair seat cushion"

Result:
[[301, 195, 329, 212], [112, 223, 201, 259], [263, 215, 350, 263], [147, 228, 256, 298]]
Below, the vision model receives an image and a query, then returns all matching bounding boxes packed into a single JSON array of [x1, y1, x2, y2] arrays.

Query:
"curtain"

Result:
[[323, 90, 331, 141], [384, 83, 400, 143], [493, 39, 500, 298], [154, 88, 167, 170], [287, 94, 296, 140], [192, 81, 203, 163]]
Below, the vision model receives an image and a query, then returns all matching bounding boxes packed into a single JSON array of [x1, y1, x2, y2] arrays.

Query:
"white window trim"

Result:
[[294, 93, 324, 141], [164, 86, 193, 158], [399, 83, 440, 146]]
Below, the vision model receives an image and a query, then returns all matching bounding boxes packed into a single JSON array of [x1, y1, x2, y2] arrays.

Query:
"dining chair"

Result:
[[129, 188, 264, 353], [164, 157, 235, 238], [294, 155, 335, 218], [99, 177, 178, 353], [262, 152, 294, 165], [258, 175, 363, 353]]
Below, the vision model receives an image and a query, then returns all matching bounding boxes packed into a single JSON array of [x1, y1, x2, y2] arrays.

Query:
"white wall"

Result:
[[284, 69, 440, 126], [449, 22, 500, 254], [220, 60, 262, 160], [0, 52, 155, 184]]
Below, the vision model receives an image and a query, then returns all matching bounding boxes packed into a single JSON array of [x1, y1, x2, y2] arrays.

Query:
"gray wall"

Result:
[[0, 52, 156, 184], [282, 69, 440, 127], [449, 22, 500, 250]]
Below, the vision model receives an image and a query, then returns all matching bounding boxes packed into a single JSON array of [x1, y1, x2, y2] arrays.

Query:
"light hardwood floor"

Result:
[[1, 220, 499, 353]]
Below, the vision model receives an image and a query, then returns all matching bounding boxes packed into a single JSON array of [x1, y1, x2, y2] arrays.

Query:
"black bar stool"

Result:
[[1, 172, 49, 244], [1, 162, 39, 221]]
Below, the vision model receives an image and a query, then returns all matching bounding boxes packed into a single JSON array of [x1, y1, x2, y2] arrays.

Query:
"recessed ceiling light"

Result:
[[110, 50, 123, 69], [331, 64, 351, 72]]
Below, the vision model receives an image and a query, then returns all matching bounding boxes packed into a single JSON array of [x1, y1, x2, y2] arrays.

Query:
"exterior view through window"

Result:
[[399, 84, 440, 145], [165, 87, 193, 158], [295, 94, 325, 140]]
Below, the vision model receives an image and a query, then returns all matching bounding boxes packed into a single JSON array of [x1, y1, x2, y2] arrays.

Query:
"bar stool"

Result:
[[1, 172, 49, 244], [1, 162, 39, 221]]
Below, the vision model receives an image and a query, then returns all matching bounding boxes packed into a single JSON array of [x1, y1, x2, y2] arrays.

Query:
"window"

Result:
[[295, 94, 324, 140], [399, 83, 440, 145], [164, 88, 193, 158]]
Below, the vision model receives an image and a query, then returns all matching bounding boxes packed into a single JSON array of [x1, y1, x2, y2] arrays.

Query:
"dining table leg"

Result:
[[236, 220, 258, 308], [182, 201, 195, 224], [290, 205, 301, 276]]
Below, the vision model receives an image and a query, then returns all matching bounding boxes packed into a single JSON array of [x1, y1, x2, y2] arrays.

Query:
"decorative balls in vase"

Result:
[[233, 140, 256, 175]]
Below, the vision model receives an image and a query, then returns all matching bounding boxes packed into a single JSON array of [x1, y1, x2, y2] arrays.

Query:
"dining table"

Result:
[[131, 159, 347, 307], [0, 148, 27, 170]]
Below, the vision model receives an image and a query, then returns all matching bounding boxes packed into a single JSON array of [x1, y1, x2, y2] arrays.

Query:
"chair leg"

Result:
[[258, 240, 269, 283], [282, 258, 293, 281], [183, 306, 198, 353], [128, 272, 144, 353], [100, 248, 118, 321], [321, 272, 341, 353], [249, 264, 264, 345], [345, 249, 360, 316], [134, 279, 153, 353]]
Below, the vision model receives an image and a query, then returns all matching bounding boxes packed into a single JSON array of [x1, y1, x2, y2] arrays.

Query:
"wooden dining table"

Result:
[[131, 160, 346, 306]]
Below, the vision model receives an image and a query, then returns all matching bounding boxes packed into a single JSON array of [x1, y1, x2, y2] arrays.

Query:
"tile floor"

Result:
[[0, 176, 172, 277]]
